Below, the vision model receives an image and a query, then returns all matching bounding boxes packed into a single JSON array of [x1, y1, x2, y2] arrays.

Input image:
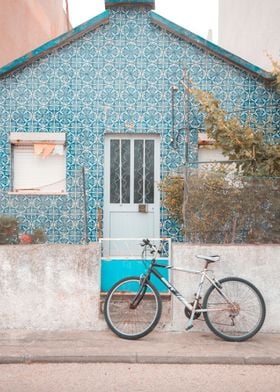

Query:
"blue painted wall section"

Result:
[[0, 6, 279, 243], [101, 259, 169, 292]]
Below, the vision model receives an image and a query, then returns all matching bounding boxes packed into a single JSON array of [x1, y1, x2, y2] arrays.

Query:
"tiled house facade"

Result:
[[0, 0, 279, 244]]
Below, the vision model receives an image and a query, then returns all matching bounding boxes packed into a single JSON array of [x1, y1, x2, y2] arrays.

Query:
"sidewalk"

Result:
[[0, 330, 279, 365]]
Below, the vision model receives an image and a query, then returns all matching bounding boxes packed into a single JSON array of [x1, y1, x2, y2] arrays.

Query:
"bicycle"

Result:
[[104, 239, 266, 342]]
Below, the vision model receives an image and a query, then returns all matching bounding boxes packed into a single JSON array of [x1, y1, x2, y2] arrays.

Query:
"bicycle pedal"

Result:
[[185, 324, 193, 331]]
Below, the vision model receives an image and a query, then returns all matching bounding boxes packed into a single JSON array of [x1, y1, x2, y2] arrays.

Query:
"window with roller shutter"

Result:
[[10, 132, 66, 194]]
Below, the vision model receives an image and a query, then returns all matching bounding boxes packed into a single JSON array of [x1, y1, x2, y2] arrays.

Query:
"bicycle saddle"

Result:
[[196, 255, 220, 263]]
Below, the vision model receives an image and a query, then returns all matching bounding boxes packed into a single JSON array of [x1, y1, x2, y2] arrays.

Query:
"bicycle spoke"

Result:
[[104, 277, 162, 339], [203, 277, 265, 341]]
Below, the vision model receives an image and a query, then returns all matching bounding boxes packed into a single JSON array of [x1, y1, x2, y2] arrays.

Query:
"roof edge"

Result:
[[0, 11, 110, 78], [150, 12, 274, 81]]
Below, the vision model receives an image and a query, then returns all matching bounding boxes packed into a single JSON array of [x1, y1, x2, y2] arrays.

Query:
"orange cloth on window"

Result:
[[42, 144, 55, 158], [34, 143, 55, 158], [34, 144, 45, 155]]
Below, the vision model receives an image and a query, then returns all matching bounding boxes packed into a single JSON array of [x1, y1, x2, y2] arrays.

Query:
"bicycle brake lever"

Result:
[[141, 238, 151, 247]]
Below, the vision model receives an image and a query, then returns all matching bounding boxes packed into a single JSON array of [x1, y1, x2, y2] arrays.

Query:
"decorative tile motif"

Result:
[[0, 8, 279, 243]]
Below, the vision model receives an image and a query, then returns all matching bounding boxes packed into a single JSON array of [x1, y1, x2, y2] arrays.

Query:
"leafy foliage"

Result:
[[31, 228, 48, 244], [160, 80, 280, 243], [0, 216, 19, 244], [183, 171, 280, 244], [268, 55, 280, 91], [159, 175, 184, 224], [0, 215, 47, 245], [159, 171, 280, 244], [190, 87, 280, 176]]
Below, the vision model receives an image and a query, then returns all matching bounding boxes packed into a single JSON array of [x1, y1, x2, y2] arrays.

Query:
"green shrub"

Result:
[[158, 175, 184, 224], [31, 228, 47, 244], [0, 216, 19, 244], [0, 215, 47, 245]]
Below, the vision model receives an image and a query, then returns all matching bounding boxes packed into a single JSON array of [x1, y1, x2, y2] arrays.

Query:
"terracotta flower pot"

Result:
[[20, 234, 33, 244]]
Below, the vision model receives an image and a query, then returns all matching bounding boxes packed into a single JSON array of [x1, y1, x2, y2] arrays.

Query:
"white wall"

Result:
[[219, 0, 280, 70]]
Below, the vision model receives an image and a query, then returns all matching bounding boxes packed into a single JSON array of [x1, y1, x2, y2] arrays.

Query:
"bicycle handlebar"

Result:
[[140, 238, 163, 256], [140, 238, 152, 247]]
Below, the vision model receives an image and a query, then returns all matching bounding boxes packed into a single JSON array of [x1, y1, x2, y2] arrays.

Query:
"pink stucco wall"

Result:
[[0, 0, 70, 67]]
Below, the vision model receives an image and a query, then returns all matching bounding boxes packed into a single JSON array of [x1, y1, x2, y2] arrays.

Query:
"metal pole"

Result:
[[181, 72, 191, 241], [82, 167, 89, 244]]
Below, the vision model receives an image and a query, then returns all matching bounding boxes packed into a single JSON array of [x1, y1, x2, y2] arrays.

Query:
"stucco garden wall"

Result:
[[170, 244, 280, 333], [0, 243, 279, 333], [0, 243, 104, 330]]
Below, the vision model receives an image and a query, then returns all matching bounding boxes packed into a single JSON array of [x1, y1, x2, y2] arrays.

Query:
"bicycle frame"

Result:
[[141, 255, 233, 329]]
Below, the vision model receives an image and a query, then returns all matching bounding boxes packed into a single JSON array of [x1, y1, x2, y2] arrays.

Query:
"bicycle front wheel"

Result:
[[203, 277, 266, 342], [104, 276, 162, 340]]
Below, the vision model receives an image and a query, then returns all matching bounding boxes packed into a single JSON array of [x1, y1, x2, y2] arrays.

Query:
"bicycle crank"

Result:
[[184, 302, 202, 319]]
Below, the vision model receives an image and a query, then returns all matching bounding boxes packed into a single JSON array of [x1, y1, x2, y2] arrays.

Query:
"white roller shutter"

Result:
[[13, 145, 66, 193]]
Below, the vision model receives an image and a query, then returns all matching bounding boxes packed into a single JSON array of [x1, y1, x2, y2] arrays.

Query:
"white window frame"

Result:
[[198, 132, 226, 165], [10, 132, 66, 195]]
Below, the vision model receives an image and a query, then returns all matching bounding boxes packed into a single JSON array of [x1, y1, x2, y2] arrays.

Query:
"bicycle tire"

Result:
[[203, 277, 266, 342], [104, 276, 162, 340]]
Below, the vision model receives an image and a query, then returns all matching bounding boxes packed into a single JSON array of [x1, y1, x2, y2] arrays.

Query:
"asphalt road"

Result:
[[0, 363, 279, 392]]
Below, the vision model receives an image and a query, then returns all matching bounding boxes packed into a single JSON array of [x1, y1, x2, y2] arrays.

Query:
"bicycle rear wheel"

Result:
[[104, 276, 162, 340], [203, 277, 266, 342]]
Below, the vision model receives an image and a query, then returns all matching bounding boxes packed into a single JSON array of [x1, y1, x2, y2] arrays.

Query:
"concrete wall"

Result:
[[0, 244, 104, 330], [0, 243, 279, 333], [0, 0, 69, 67], [170, 244, 280, 333]]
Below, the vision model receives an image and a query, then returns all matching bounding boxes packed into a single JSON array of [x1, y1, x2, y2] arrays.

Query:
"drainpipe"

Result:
[[171, 85, 178, 148], [82, 166, 89, 244]]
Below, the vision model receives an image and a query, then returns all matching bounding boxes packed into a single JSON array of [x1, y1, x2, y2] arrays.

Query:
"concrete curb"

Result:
[[1, 354, 280, 365], [0, 331, 279, 365]]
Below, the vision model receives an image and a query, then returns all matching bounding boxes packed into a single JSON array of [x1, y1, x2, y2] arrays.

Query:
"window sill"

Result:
[[8, 191, 68, 196]]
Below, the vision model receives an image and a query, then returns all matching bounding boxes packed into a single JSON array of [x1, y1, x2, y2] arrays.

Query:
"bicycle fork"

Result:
[[129, 273, 150, 309]]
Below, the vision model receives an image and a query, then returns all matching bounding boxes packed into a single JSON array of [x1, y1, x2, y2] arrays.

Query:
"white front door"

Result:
[[104, 134, 160, 248]]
